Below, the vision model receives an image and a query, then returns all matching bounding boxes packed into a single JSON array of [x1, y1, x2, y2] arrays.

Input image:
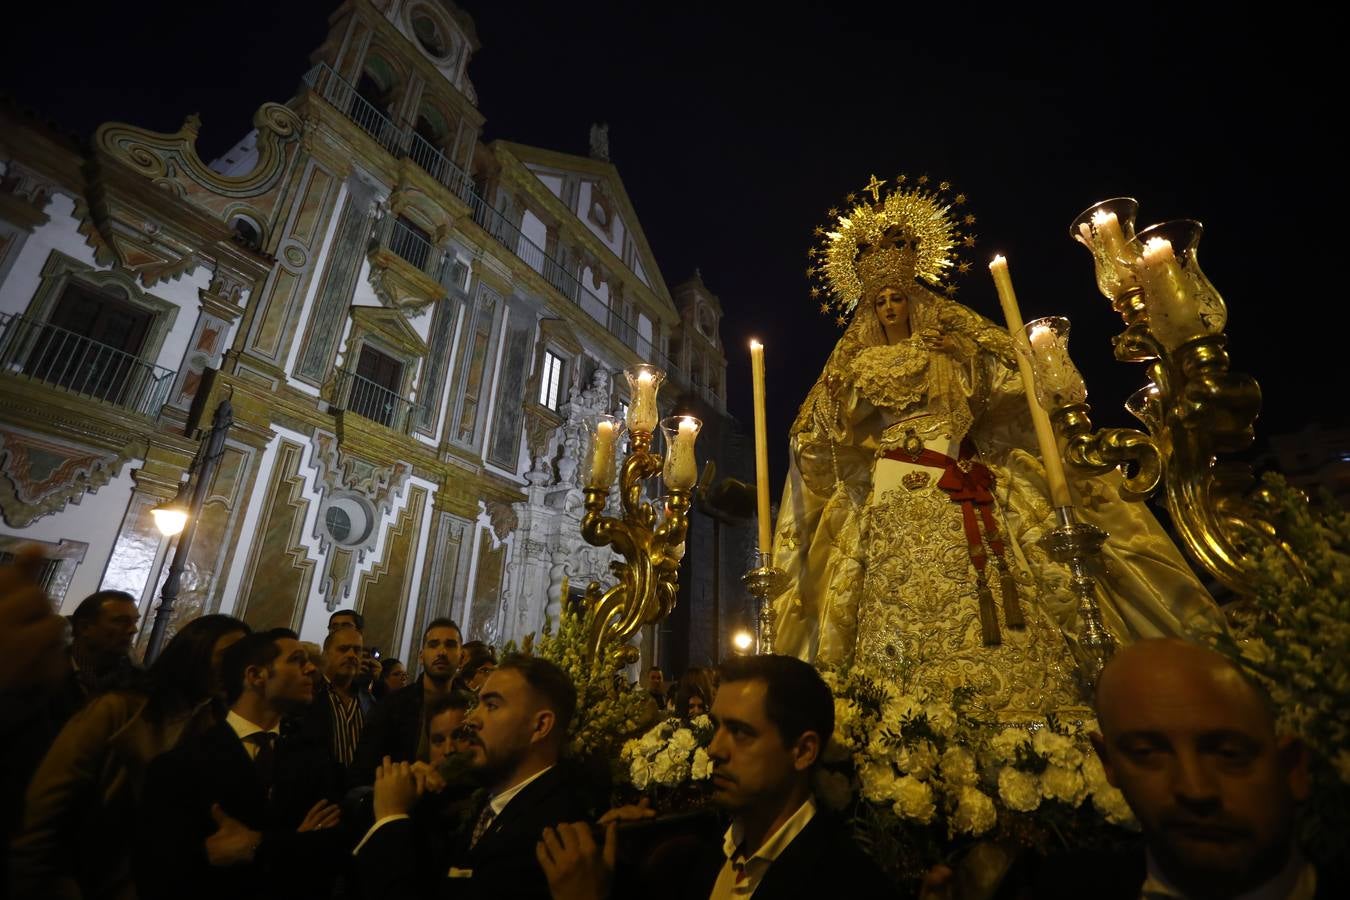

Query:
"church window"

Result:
[[21, 282, 152, 405], [349, 343, 404, 429], [539, 350, 565, 411]]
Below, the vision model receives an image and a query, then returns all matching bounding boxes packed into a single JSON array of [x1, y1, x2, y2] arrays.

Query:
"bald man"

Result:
[[1018, 638, 1334, 899]]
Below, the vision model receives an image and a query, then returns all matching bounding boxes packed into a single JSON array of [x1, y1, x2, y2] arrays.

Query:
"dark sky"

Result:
[[4, 1, 1344, 483]]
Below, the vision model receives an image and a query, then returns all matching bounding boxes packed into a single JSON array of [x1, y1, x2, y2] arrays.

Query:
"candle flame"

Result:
[[1091, 209, 1117, 227], [749, 339, 763, 350], [990, 254, 1006, 266]]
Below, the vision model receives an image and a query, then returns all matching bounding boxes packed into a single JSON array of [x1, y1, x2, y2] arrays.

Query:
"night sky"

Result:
[[4, 1, 1342, 484]]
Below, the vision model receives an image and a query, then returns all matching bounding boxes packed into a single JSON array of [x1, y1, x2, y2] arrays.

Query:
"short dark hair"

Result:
[[648, 666, 663, 674], [717, 655, 833, 758], [70, 590, 136, 631], [495, 654, 577, 742], [427, 689, 475, 720], [328, 609, 364, 631], [221, 628, 299, 704], [423, 617, 461, 645], [322, 628, 363, 652]]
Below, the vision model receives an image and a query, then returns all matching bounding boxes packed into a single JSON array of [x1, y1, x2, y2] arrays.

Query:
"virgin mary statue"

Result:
[[770, 176, 1223, 713]]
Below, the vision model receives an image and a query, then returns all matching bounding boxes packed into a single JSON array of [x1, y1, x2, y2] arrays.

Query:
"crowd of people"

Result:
[[0, 547, 1338, 899]]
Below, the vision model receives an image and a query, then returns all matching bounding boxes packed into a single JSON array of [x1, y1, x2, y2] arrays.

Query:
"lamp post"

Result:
[[145, 395, 233, 662]]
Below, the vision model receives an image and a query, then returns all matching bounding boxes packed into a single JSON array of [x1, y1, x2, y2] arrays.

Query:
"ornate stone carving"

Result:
[[0, 429, 124, 527], [485, 499, 518, 542]]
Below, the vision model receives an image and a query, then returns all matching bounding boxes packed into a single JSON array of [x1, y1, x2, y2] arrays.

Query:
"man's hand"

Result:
[[359, 653, 379, 679], [205, 804, 262, 866], [536, 821, 614, 900], [296, 799, 341, 832], [0, 547, 67, 691], [373, 755, 423, 819], [596, 796, 655, 826], [409, 760, 447, 795]]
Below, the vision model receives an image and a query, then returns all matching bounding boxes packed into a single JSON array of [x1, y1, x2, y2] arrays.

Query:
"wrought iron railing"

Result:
[[333, 367, 419, 433], [0, 312, 175, 416], [301, 62, 681, 378], [388, 216, 434, 273]]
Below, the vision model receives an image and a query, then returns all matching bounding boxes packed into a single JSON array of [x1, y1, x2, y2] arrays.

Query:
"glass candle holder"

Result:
[[1070, 197, 1141, 302], [584, 414, 625, 491], [1131, 219, 1226, 350], [1024, 316, 1088, 411], [623, 364, 665, 435], [660, 415, 702, 491]]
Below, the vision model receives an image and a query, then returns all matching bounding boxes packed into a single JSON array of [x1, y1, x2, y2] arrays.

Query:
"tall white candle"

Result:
[[989, 255, 1074, 509], [749, 340, 773, 558]]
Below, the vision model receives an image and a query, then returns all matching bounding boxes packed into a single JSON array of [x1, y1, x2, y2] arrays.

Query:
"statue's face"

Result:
[[873, 286, 909, 338]]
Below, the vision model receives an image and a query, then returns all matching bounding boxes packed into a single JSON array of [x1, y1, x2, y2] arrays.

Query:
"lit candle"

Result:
[[629, 370, 659, 433], [989, 255, 1074, 509], [1027, 319, 1087, 409], [663, 416, 701, 490], [1091, 210, 1129, 260], [1137, 237, 1202, 351], [749, 339, 772, 558], [587, 419, 619, 490]]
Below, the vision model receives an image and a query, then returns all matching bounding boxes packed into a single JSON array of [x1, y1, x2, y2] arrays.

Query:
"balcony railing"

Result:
[[0, 312, 175, 416], [333, 367, 419, 433], [388, 216, 434, 273], [301, 62, 680, 377]]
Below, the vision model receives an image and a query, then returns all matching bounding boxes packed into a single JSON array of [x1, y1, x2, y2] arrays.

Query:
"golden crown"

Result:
[[808, 174, 977, 326]]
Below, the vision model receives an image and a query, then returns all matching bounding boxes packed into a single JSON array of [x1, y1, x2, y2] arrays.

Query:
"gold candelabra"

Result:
[[1047, 199, 1298, 597], [579, 367, 701, 663], [741, 552, 785, 654]]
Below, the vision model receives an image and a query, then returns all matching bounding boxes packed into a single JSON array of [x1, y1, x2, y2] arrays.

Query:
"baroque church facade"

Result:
[[0, 0, 752, 668]]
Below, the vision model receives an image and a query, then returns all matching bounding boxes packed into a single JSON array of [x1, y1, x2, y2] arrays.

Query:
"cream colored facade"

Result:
[[0, 0, 742, 662]]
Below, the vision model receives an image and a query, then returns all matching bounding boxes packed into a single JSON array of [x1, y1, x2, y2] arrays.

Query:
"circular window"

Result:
[[412, 13, 448, 57], [325, 507, 352, 543], [323, 495, 375, 547]]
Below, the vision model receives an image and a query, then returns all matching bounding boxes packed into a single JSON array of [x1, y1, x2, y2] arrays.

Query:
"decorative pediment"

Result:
[[348, 306, 429, 360], [0, 428, 126, 527]]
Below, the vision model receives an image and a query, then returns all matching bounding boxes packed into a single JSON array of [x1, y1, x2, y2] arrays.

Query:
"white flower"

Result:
[[1040, 765, 1087, 806], [638, 728, 664, 755], [884, 694, 924, 728], [813, 769, 854, 812], [990, 728, 1032, 763], [691, 747, 712, 780], [896, 740, 939, 780], [833, 698, 863, 750], [924, 700, 958, 737], [1032, 729, 1084, 769], [1091, 784, 1137, 826], [997, 767, 1041, 812], [891, 775, 936, 823], [651, 751, 689, 786], [621, 738, 642, 761], [630, 756, 652, 790], [670, 728, 698, 755], [940, 746, 980, 787], [860, 760, 897, 804], [951, 785, 998, 836], [689, 714, 712, 730]]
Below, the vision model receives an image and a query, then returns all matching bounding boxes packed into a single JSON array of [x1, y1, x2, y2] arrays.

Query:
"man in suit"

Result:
[[538, 654, 893, 899], [349, 617, 462, 785], [354, 653, 591, 900], [137, 628, 345, 900]]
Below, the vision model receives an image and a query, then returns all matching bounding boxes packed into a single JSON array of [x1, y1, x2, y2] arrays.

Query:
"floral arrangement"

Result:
[[618, 714, 715, 809], [512, 605, 656, 760], [1212, 474, 1350, 864]]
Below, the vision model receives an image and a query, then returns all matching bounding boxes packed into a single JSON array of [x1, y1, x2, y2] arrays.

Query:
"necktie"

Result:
[[246, 731, 277, 789], [470, 801, 496, 848]]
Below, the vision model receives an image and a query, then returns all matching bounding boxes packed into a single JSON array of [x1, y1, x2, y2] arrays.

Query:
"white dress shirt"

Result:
[[710, 796, 817, 899], [226, 710, 280, 760], [1140, 849, 1316, 900]]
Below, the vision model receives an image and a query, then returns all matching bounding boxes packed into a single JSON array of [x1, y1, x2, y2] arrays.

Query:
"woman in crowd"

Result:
[[674, 666, 715, 719], [10, 615, 250, 900], [374, 656, 408, 699]]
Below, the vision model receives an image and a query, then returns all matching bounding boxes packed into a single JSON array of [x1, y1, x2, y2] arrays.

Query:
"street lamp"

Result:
[[145, 394, 233, 662], [151, 492, 189, 537]]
